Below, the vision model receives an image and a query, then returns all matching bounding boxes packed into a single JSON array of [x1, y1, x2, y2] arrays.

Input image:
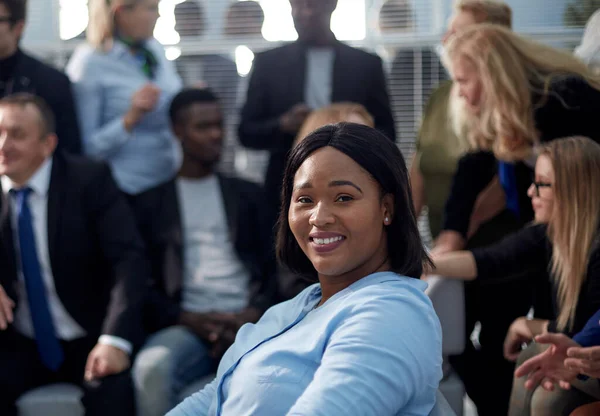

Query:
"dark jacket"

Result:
[[443, 76, 600, 237], [472, 224, 600, 338], [1, 49, 82, 155], [238, 40, 396, 212], [144, 174, 279, 333], [0, 153, 147, 346]]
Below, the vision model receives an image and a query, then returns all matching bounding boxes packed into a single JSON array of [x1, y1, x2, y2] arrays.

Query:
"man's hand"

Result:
[[0, 284, 15, 330], [84, 344, 130, 381], [504, 317, 548, 361], [206, 308, 262, 359], [565, 345, 600, 379], [178, 311, 223, 342], [280, 103, 311, 135], [514, 333, 579, 391]]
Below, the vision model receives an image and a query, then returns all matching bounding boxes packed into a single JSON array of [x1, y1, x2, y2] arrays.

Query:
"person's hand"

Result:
[[178, 311, 223, 342], [0, 284, 15, 330], [504, 317, 548, 361], [514, 333, 580, 391], [565, 346, 600, 379], [124, 84, 161, 130], [84, 344, 130, 381], [279, 103, 311, 135], [207, 308, 262, 359]]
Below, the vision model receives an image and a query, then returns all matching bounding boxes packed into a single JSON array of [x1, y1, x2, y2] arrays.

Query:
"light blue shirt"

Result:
[[66, 39, 182, 195], [168, 271, 443, 416]]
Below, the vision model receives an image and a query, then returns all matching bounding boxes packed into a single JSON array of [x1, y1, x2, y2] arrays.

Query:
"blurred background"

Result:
[[21, 0, 596, 185]]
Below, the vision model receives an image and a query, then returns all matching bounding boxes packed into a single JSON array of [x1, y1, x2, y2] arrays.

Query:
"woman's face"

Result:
[[452, 56, 483, 111], [527, 155, 555, 223], [116, 0, 160, 41], [288, 147, 392, 279]]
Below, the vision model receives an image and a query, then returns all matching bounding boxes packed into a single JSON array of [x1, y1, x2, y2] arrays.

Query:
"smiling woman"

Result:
[[167, 122, 442, 416]]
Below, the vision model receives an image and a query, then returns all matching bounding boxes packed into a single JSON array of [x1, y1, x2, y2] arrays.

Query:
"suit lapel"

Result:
[[287, 42, 308, 105], [217, 175, 239, 243], [331, 41, 347, 102], [46, 155, 64, 274]]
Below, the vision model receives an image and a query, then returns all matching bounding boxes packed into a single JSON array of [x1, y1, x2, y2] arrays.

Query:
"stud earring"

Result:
[[385, 217, 389, 224]]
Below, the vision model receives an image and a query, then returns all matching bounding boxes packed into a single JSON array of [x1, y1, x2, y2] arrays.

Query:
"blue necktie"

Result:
[[12, 187, 64, 371], [498, 161, 520, 220]]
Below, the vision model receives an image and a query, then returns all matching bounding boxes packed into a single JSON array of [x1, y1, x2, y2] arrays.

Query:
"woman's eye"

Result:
[[297, 197, 312, 204], [336, 195, 353, 202]]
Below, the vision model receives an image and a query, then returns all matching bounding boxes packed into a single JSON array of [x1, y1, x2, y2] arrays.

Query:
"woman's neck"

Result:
[[317, 254, 390, 307]]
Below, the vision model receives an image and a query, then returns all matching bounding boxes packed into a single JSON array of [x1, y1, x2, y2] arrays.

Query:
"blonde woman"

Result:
[[66, 0, 182, 243], [425, 137, 600, 416], [437, 23, 600, 256], [294, 102, 374, 146]]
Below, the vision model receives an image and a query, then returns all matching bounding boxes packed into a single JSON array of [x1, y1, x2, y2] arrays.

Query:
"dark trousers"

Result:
[[0, 329, 134, 416], [448, 211, 553, 416]]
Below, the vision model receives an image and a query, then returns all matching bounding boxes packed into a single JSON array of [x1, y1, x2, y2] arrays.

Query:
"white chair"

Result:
[[425, 276, 466, 416]]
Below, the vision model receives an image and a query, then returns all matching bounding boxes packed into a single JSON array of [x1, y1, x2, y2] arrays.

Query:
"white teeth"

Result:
[[313, 236, 343, 245]]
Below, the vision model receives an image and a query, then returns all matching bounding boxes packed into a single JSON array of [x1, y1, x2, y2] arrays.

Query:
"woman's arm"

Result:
[[286, 290, 441, 416], [428, 251, 478, 280], [166, 377, 217, 416]]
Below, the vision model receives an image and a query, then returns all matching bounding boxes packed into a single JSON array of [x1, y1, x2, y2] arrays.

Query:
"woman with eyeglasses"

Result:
[[424, 136, 600, 415]]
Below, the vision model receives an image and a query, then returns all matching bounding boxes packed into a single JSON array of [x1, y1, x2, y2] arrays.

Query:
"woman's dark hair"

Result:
[[276, 122, 429, 281]]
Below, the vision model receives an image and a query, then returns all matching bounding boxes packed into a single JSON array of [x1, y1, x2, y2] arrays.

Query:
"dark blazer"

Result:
[[144, 174, 279, 333], [472, 224, 600, 338], [238, 40, 396, 211], [4, 49, 82, 155], [443, 76, 600, 237], [0, 153, 146, 346]]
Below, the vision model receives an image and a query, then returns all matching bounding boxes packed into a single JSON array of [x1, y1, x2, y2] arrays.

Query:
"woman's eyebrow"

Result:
[[329, 180, 363, 194]]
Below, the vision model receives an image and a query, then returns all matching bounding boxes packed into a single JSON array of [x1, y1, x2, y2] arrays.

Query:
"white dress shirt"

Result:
[[1, 158, 132, 354]]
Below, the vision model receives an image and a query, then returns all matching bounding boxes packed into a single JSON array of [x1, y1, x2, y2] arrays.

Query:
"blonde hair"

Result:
[[455, 0, 512, 28], [295, 103, 375, 145], [445, 24, 600, 161], [542, 137, 600, 331], [87, 0, 142, 49]]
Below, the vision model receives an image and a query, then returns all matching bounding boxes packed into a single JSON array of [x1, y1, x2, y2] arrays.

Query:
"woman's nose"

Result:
[[309, 202, 335, 227]]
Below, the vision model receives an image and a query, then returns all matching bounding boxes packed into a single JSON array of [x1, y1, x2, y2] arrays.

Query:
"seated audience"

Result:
[[294, 102, 374, 146], [0, 0, 81, 154], [132, 88, 278, 416], [238, 0, 395, 227], [66, 0, 182, 246], [168, 123, 442, 415], [0, 94, 146, 415], [425, 137, 600, 415]]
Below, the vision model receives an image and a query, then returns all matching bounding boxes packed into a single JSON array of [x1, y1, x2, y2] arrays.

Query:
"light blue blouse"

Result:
[[66, 39, 182, 195], [168, 271, 443, 416]]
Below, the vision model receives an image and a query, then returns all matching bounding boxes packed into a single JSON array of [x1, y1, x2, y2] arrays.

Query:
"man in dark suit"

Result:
[[238, 0, 396, 219], [132, 88, 278, 416], [0, 0, 81, 154], [0, 94, 146, 415]]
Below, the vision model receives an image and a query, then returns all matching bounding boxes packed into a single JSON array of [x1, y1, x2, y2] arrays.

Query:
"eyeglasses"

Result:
[[531, 181, 552, 197]]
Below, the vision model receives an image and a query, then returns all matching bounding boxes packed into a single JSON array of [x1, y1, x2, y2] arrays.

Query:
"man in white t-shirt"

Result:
[[132, 88, 279, 416]]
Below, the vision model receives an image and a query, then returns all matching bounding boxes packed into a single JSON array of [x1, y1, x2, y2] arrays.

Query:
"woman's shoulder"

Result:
[[66, 44, 112, 81], [342, 272, 439, 325]]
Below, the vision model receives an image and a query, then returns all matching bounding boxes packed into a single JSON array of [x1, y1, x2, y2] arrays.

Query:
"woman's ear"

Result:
[[382, 193, 394, 225]]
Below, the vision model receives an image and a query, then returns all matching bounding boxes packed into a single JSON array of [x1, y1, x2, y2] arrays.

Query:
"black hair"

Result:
[[0, 0, 26, 23], [0, 93, 56, 136], [276, 122, 429, 281], [169, 88, 219, 126]]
